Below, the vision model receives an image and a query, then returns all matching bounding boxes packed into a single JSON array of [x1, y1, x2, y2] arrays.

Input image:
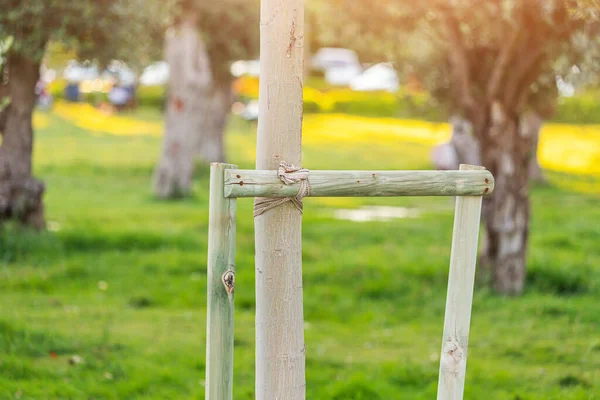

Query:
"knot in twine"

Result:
[[254, 162, 310, 217]]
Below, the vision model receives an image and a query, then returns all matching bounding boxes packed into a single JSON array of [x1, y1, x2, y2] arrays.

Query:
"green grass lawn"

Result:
[[1, 107, 599, 399]]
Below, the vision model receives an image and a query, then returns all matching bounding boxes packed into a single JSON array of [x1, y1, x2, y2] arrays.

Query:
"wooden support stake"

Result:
[[206, 162, 237, 400], [255, 0, 306, 398], [224, 169, 494, 198], [436, 164, 484, 400]]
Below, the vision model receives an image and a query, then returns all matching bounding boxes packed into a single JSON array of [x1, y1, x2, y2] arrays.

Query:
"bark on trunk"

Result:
[[195, 80, 231, 163], [0, 53, 45, 229], [478, 102, 533, 295], [444, 111, 543, 293], [443, 114, 543, 182], [153, 17, 211, 198], [449, 115, 481, 167]]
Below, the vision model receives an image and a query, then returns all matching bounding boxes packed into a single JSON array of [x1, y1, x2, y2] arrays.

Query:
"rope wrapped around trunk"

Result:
[[253, 162, 310, 217]]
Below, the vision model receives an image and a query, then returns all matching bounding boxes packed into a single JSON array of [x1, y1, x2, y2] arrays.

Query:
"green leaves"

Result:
[[328, 0, 599, 116], [193, 0, 260, 82], [0, 0, 173, 64], [0, 35, 13, 55]]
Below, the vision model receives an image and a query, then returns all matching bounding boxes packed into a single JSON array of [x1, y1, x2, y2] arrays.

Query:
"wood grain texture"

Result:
[[205, 163, 237, 400], [225, 170, 494, 198], [436, 164, 484, 400], [254, 0, 306, 398]]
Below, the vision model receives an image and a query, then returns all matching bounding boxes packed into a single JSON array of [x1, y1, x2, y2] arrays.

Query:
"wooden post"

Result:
[[255, 0, 306, 398], [436, 164, 484, 400], [205, 162, 237, 400], [224, 170, 495, 198]]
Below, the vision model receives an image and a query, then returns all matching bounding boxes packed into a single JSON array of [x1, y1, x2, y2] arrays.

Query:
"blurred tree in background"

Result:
[[153, 0, 259, 198], [333, 0, 599, 294], [0, 0, 172, 228]]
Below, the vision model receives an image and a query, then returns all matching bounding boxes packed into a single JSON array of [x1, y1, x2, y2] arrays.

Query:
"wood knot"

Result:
[[442, 340, 464, 364], [222, 270, 235, 294]]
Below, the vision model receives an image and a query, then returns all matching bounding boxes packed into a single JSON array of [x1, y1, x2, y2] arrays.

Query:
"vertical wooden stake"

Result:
[[437, 164, 484, 400], [255, 0, 306, 398], [206, 163, 237, 400]]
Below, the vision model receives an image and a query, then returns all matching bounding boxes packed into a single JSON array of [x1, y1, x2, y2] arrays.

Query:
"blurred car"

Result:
[[63, 60, 137, 96], [103, 60, 137, 86], [325, 64, 363, 86], [312, 47, 360, 70], [63, 61, 99, 83], [232, 99, 259, 121], [241, 100, 259, 120], [312, 47, 362, 86], [231, 60, 260, 78], [349, 63, 399, 92], [140, 61, 170, 86]]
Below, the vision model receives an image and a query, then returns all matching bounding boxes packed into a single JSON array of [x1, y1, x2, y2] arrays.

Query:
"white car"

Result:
[[140, 61, 170, 86], [241, 100, 259, 121], [231, 60, 260, 78], [325, 64, 363, 86], [312, 48, 359, 70], [63, 61, 99, 83], [350, 63, 399, 92], [104, 60, 137, 86], [312, 48, 362, 86]]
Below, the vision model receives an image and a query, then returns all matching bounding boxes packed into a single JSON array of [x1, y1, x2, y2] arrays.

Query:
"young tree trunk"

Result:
[[195, 80, 232, 163], [153, 17, 211, 198], [255, 0, 306, 398], [478, 102, 534, 295], [0, 53, 45, 229]]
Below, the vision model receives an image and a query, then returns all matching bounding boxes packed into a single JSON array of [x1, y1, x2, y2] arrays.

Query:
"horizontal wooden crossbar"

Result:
[[224, 169, 495, 198]]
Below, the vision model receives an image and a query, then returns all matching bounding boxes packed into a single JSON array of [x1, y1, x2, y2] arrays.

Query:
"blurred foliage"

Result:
[[0, 0, 174, 68], [43, 41, 77, 71], [0, 35, 12, 65], [321, 0, 600, 120], [0, 35, 11, 111], [48, 75, 600, 124], [189, 0, 260, 83], [233, 76, 600, 124], [0, 0, 259, 85], [48, 79, 166, 110], [554, 90, 600, 123]]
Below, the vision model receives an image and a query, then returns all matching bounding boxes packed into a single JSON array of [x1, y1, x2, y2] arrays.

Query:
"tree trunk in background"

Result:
[[449, 115, 480, 166], [195, 80, 232, 163], [446, 110, 544, 293], [446, 114, 543, 181], [153, 17, 211, 198], [478, 102, 534, 295], [520, 111, 545, 183], [0, 53, 45, 229]]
